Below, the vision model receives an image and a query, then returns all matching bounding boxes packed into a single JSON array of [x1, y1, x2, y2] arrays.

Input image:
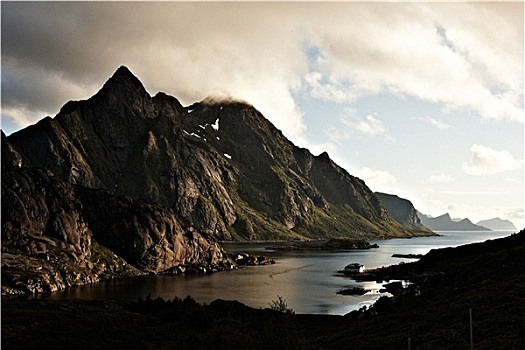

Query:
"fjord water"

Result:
[[35, 231, 515, 315]]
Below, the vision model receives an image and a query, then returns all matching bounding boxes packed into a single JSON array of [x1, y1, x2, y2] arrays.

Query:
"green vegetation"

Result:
[[268, 238, 378, 251]]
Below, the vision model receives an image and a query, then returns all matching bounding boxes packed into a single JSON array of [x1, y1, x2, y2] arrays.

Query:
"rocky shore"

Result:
[[229, 252, 276, 266]]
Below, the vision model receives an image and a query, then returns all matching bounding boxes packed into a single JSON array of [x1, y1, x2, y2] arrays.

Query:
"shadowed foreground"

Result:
[[3, 231, 524, 350]]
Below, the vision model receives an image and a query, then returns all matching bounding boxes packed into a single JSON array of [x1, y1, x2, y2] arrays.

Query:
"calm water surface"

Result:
[[34, 230, 515, 315]]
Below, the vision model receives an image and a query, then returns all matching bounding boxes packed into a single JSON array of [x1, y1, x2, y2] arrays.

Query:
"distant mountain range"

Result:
[[417, 212, 487, 231], [417, 212, 516, 232], [374, 193, 519, 233], [476, 218, 517, 231]]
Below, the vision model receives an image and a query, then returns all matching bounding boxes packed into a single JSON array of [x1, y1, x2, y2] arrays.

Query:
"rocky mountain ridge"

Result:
[[2, 66, 435, 295], [4, 66, 428, 241]]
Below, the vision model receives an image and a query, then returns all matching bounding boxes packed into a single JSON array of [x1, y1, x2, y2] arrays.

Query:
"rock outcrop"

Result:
[[76, 186, 232, 273], [1, 167, 232, 295], [5, 66, 425, 241], [1, 167, 139, 295]]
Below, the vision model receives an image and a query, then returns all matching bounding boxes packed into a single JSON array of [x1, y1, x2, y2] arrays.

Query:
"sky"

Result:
[[2, 1, 524, 229]]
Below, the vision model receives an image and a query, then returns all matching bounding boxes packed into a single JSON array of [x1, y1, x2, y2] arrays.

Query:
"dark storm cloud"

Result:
[[2, 1, 523, 136]]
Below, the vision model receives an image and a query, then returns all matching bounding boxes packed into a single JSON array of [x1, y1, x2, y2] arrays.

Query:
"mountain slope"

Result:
[[1, 167, 140, 294], [4, 66, 427, 240], [375, 192, 432, 232], [1, 167, 232, 295]]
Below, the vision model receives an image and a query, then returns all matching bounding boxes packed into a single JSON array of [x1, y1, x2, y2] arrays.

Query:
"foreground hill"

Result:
[[3, 230, 523, 349], [3, 66, 423, 241]]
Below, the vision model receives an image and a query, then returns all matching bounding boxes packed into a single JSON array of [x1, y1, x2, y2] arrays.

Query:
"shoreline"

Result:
[[4, 231, 524, 349]]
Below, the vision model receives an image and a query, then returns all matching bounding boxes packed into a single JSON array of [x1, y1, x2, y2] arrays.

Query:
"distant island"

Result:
[[267, 239, 379, 251], [476, 217, 517, 231]]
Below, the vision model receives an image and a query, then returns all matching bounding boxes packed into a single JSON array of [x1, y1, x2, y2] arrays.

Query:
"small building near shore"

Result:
[[343, 263, 365, 274]]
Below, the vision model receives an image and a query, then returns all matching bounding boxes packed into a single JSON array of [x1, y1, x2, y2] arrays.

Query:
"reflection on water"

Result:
[[31, 231, 514, 315]]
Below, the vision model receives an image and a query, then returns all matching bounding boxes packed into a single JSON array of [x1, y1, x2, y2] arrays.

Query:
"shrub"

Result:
[[269, 295, 294, 314]]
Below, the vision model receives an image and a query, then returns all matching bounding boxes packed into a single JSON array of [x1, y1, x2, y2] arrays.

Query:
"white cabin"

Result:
[[344, 263, 365, 274]]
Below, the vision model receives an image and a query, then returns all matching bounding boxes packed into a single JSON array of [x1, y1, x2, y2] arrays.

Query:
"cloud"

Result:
[[1, 2, 309, 142], [342, 115, 385, 136], [427, 174, 455, 183], [304, 2, 524, 122], [2, 2, 523, 143], [357, 167, 397, 186], [414, 116, 451, 130], [336, 113, 394, 143], [463, 144, 523, 175], [308, 142, 339, 157], [444, 190, 503, 195], [502, 208, 524, 227]]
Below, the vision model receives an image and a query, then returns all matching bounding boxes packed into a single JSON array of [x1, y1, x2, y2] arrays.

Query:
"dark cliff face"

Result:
[[1, 167, 232, 295], [1, 168, 140, 295], [375, 192, 432, 232], [76, 186, 231, 273], [1, 131, 22, 168], [5, 66, 420, 240]]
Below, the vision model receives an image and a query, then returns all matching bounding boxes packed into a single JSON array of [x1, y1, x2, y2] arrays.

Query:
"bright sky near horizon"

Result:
[[2, 2, 524, 229]]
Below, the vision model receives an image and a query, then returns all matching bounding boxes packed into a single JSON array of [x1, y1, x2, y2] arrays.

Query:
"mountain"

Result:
[[4, 66, 427, 241], [375, 192, 432, 232], [476, 217, 517, 231], [417, 212, 490, 231]]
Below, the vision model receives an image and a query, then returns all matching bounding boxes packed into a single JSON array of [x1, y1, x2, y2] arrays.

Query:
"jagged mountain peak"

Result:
[[56, 66, 154, 122], [106, 65, 146, 91], [436, 213, 452, 220], [317, 151, 330, 159], [91, 65, 151, 108]]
